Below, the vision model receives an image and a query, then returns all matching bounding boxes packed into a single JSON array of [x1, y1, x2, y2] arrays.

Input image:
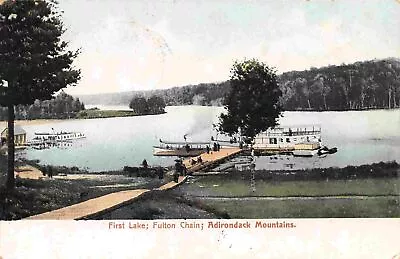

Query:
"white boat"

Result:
[[27, 131, 85, 148], [153, 139, 210, 157], [34, 131, 85, 141], [253, 125, 322, 156]]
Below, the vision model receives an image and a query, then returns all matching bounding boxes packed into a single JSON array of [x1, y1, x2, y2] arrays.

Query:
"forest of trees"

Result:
[[279, 57, 400, 111], [0, 91, 85, 120], [129, 95, 166, 115], [77, 57, 400, 111]]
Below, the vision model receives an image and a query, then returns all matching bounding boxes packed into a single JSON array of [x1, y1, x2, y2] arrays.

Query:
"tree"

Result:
[[147, 95, 165, 114], [0, 0, 80, 189], [311, 73, 331, 110], [217, 58, 282, 142], [129, 96, 148, 114], [297, 77, 311, 109]]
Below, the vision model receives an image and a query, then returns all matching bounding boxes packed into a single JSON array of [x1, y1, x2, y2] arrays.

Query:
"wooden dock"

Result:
[[183, 147, 242, 174], [25, 147, 243, 220]]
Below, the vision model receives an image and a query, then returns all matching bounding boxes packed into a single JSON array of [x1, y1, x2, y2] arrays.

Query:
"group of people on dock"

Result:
[[190, 156, 203, 165], [141, 159, 164, 179], [212, 142, 220, 152]]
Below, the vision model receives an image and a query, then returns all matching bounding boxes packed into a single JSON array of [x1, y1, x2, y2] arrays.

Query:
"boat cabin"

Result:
[[253, 125, 322, 151]]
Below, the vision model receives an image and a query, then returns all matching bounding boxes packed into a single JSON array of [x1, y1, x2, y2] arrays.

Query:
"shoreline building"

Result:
[[1, 125, 27, 147]]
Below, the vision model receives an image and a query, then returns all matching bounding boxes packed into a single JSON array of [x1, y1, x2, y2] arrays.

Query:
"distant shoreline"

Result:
[[0, 119, 65, 127], [285, 107, 400, 112], [83, 104, 400, 112], [0, 110, 166, 127], [0, 105, 397, 128]]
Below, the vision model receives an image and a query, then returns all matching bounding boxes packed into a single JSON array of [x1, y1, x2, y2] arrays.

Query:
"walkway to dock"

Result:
[[27, 176, 187, 220], [25, 147, 243, 220]]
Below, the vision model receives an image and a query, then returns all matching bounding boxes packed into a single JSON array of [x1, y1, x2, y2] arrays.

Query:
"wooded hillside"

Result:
[[77, 58, 400, 111], [280, 57, 400, 110]]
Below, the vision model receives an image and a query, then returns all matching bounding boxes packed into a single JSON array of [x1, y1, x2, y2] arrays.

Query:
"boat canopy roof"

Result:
[[269, 124, 321, 130], [35, 131, 80, 135], [159, 139, 210, 145]]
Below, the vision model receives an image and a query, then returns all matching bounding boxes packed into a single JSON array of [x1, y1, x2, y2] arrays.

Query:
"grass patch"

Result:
[[186, 177, 400, 197], [0, 176, 167, 220], [94, 191, 221, 220], [201, 197, 400, 218], [76, 109, 137, 119]]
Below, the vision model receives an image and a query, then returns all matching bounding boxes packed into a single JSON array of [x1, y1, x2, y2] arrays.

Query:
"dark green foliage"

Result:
[[129, 95, 165, 115], [147, 95, 166, 114], [279, 58, 400, 110], [217, 58, 283, 141], [232, 161, 399, 182], [78, 81, 231, 107], [0, 91, 85, 120], [75, 109, 136, 119], [0, 0, 80, 189], [0, 0, 81, 105]]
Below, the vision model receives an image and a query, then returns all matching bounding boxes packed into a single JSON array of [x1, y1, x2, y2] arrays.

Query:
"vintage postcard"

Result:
[[0, 0, 399, 258]]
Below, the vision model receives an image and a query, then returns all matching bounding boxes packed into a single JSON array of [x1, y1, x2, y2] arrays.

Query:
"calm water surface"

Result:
[[22, 106, 400, 172]]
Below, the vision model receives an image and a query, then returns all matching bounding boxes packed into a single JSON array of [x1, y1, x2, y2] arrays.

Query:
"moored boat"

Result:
[[317, 146, 338, 156], [27, 130, 85, 148], [34, 131, 85, 141], [253, 125, 322, 156], [153, 139, 210, 157]]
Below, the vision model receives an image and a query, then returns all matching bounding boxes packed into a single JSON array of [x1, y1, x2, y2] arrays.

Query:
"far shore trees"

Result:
[[0, 92, 85, 120], [0, 0, 81, 189], [129, 95, 166, 115], [217, 58, 282, 143]]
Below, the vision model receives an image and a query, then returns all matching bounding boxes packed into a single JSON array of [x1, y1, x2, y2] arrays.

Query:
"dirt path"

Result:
[[26, 176, 187, 220], [15, 165, 46, 180]]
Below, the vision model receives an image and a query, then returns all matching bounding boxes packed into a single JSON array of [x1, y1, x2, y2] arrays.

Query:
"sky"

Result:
[[56, 0, 400, 95]]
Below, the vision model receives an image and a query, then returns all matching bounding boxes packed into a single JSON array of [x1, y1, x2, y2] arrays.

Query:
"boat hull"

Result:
[[153, 147, 206, 157], [292, 149, 319, 157]]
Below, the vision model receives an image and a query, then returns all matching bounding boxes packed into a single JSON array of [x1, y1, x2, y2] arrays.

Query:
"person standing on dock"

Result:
[[174, 159, 182, 182], [206, 145, 210, 154], [213, 142, 218, 151], [47, 166, 53, 179], [142, 159, 148, 169], [157, 167, 164, 179], [182, 164, 187, 176]]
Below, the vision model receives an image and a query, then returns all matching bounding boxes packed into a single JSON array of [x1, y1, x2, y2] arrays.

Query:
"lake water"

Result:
[[21, 106, 400, 172]]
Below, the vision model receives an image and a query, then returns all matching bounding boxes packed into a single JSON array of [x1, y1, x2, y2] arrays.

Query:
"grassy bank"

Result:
[[177, 161, 400, 218], [75, 109, 137, 119], [201, 197, 400, 218], [1, 159, 399, 219], [182, 177, 400, 197], [94, 191, 225, 220], [250, 161, 399, 181], [75, 108, 166, 119], [0, 173, 167, 220]]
